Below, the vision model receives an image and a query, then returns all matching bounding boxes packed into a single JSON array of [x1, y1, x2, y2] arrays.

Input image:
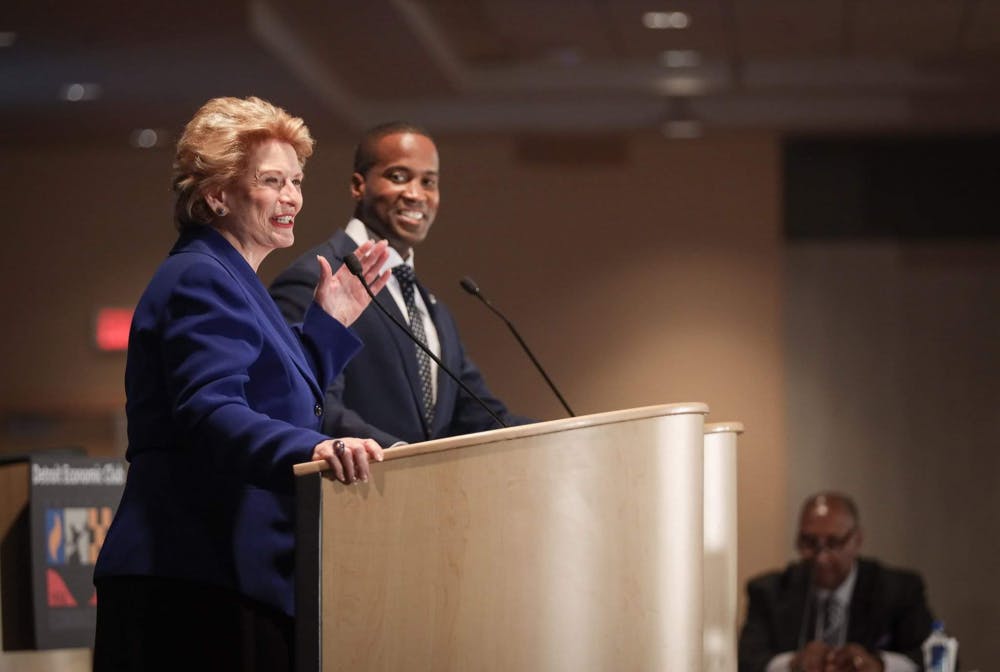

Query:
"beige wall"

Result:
[[0, 134, 790, 593], [2, 130, 785, 665]]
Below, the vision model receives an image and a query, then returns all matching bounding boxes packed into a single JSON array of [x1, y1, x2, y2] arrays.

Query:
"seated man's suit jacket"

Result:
[[269, 228, 529, 446], [738, 557, 935, 672]]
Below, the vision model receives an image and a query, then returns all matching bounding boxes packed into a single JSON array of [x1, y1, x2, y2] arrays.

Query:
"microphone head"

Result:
[[343, 253, 364, 276], [459, 276, 480, 296]]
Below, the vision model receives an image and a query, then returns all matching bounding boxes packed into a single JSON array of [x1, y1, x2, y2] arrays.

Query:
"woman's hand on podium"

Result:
[[313, 437, 384, 484]]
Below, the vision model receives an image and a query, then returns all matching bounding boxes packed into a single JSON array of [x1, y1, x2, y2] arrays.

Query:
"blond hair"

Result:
[[172, 96, 315, 231]]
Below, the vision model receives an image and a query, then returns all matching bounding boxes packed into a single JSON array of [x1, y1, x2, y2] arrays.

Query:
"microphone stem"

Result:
[[347, 261, 508, 430], [477, 297, 575, 418]]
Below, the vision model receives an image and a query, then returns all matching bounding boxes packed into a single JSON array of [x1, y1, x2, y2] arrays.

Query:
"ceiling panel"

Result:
[[276, 0, 456, 100], [3, 0, 1000, 144], [3, 0, 245, 48], [850, 0, 966, 58], [474, 0, 614, 63], [732, 0, 844, 59], [417, 0, 512, 64], [963, 0, 1000, 54]]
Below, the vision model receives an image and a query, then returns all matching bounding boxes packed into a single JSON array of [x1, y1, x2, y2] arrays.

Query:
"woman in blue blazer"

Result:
[[93, 97, 390, 672]]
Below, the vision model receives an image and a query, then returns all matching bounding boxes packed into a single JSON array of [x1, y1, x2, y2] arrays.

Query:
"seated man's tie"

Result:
[[820, 595, 845, 646]]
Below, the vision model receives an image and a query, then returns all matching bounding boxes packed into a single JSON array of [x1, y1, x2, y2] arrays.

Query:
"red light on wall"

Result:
[[94, 308, 134, 352]]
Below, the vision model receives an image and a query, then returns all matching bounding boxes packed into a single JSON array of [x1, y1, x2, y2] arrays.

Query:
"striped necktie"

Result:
[[391, 264, 435, 425], [820, 595, 844, 646]]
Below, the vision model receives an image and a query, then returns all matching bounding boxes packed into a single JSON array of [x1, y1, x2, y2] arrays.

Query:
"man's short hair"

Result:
[[353, 121, 435, 176]]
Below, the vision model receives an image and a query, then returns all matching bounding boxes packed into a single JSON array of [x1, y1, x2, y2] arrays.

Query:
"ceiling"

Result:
[[5, 0, 1000, 147]]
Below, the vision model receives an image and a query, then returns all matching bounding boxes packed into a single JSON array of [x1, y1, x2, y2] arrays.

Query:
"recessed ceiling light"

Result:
[[642, 11, 690, 30], [130, 129, 160, 149], [655, 76, 707, 96], [61, 83, 102, 102], [661, 50, 700, 68], [0, 32, 16, 48]]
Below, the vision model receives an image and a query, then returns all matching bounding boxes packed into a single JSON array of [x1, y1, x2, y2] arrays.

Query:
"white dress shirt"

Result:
[[345, 218, 440, 404]]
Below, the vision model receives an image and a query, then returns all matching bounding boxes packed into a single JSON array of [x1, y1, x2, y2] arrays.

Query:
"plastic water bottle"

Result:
[[922, 620, 958, 672]]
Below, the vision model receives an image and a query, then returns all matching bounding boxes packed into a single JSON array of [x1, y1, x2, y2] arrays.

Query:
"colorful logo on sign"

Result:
[[45, 507, 112, 566], [44, 507, 111, 608]]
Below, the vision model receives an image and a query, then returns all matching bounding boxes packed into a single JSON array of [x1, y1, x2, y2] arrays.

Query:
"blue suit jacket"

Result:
[[269, 229, 529, 446], [94, 227, 361, 616]]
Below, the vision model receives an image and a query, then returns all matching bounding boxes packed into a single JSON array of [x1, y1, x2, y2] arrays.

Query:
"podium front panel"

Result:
[[297, 405, 708, 672]]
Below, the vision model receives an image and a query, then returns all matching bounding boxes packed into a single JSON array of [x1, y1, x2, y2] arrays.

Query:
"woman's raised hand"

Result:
[[313, 240, 391, 326]]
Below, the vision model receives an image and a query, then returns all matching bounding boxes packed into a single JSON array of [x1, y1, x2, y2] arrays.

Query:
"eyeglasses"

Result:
[[796, 527, 856, 555]]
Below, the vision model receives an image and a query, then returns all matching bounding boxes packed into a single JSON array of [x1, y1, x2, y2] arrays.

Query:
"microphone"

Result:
[[459, 276, 575, 417], [342, 254, 507, 430]]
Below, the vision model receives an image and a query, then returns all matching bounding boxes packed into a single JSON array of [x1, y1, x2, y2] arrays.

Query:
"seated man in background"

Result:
[[738, 492, 935, 672]]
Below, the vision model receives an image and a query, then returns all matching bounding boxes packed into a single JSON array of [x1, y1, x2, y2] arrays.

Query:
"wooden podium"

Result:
[[703, 422, 744, 672], [293, 403, 711, 672]]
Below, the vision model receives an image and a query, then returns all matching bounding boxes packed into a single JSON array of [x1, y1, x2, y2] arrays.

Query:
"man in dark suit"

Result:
[[270, 122, 529, 446], [738, 492, 935, 672]]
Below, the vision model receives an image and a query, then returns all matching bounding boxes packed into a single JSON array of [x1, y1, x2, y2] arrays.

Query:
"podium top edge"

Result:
[[704, 421, 745, 435], [293, 402, 709, 476]]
